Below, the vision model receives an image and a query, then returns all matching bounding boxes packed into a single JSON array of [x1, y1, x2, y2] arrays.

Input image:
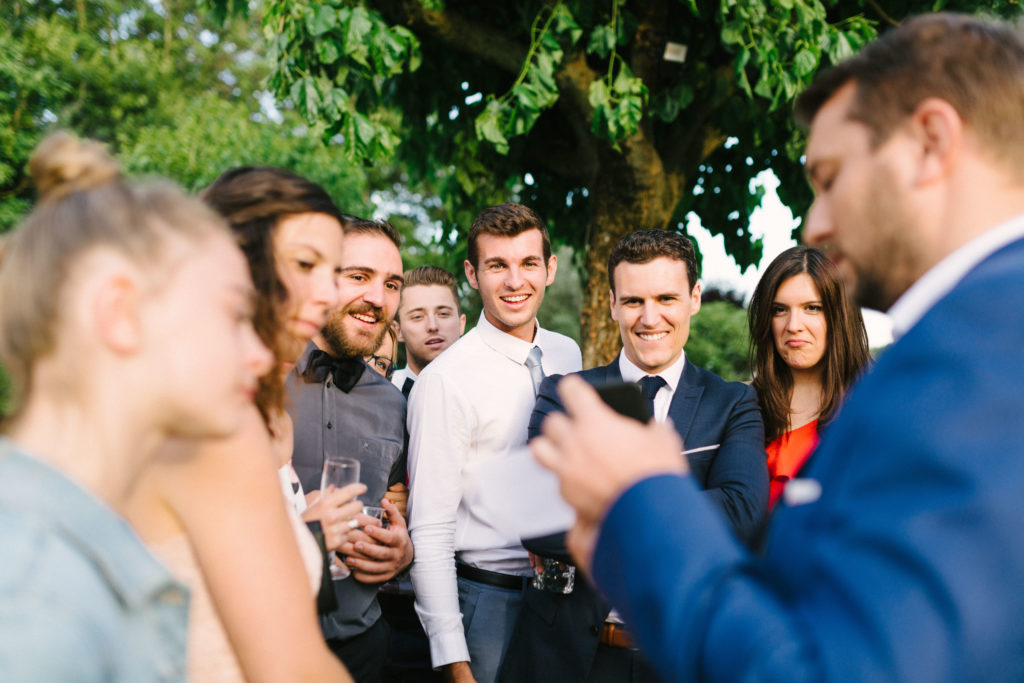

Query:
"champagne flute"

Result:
[[320, 455, 360, 579]]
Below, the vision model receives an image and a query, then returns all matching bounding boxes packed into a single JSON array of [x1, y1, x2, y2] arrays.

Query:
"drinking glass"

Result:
[[320, 455, 361, 579]]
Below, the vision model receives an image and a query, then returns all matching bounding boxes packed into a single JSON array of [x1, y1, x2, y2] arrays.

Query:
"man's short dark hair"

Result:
[[607, 230, 699, 295], [341, 216, 402, 249], [398, 265, 462, 318], [466, 202, 551, 268], [795, 13, 1024, 177]]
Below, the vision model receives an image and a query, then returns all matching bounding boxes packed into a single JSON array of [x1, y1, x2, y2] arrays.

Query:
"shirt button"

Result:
[[327, 422, 333, 429]]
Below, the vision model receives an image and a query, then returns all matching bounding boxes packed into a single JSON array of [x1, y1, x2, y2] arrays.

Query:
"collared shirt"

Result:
[[391, 366, 417, 393], [287, 344, 407, 641], [407, 313, 582, 667], [0, 440, 190, 681], [889, 213, 1024, 340], [617, 351, 687, 423]]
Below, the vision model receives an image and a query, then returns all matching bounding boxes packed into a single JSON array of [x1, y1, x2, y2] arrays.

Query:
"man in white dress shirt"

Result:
[[391, 265, 466, 397], [407, 203, 582, 683]]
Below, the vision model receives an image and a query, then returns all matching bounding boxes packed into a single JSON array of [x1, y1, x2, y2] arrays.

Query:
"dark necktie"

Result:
[[525, 346, 545, 396], [401, 376, 415, 398], [638, 375, 667, 422], [302, 349, 365, 393]]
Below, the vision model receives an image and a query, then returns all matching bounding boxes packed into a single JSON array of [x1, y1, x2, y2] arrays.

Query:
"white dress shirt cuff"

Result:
[[428, 630, 470, 669]]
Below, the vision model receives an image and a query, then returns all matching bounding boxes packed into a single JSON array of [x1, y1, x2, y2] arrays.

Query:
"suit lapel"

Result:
[[667, 361, 704, 441]]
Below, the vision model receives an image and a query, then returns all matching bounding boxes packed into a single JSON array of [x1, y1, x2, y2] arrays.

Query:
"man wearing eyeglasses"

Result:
[[288, 216, 414, 683]]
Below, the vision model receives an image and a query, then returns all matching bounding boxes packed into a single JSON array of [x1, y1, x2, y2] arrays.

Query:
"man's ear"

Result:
[[395, 320, 406, 343], [93, 271, 142, 355], [690, 282, 702, 315], [458, 313, 467, 335], [909, 97, 962, 187], [464, 259, 479, 290], [544, 253, 558, 287], [608, 288, 618, 321]]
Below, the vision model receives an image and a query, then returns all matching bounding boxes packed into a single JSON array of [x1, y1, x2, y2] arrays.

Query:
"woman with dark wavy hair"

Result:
[[125, 167, 362, 682], [748, 246, 870, 508]]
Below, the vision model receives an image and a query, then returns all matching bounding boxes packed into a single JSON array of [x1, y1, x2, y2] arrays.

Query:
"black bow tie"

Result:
[[302, 349, 365, 393]]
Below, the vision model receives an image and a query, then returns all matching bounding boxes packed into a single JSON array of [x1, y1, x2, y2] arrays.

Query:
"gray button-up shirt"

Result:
[[287, 343, 407, 641]]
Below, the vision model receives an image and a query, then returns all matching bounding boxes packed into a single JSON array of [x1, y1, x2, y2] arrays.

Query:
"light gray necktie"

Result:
[[525, 346, 545, 396]]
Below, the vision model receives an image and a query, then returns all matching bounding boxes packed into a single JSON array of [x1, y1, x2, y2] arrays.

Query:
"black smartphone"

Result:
[[594, 381, 650, 423]]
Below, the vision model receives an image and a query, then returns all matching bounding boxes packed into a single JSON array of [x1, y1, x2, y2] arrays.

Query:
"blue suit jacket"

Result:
[[592, 237, 1024, 682], [500, 358, 768, 683]]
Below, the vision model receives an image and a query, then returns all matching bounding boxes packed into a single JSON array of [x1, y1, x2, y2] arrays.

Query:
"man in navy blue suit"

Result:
[[532, 13, 1024, 682], [501, 230, 767, 682]]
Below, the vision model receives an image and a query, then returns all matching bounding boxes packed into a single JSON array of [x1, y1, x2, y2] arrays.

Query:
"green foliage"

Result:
[[475, 3, 582, 155], [262, 0, 421, 160], [686, 300, 751, 382], [584, 0, 647, 149], [1, 1, 371, 230]]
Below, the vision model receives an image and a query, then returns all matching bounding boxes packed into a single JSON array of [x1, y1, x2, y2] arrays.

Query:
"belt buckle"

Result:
[[531, 557, 575, 594]]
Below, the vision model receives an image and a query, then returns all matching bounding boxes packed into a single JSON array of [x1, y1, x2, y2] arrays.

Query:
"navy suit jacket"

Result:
[[591, 236, 1024, 682], [500, 358, 767, 683]]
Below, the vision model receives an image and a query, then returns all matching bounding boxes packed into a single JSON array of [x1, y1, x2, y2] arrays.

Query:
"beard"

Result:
[[850, 164, 923, 312], [321, 301, 389, 359]]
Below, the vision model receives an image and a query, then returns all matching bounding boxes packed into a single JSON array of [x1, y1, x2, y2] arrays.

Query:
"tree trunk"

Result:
[[579, 140, 686, 368]]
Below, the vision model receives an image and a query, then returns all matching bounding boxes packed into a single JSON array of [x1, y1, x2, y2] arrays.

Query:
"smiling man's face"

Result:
[[464, 229, 556, 343], [321, 231, 403, 359], [610, 256, 700, 374]]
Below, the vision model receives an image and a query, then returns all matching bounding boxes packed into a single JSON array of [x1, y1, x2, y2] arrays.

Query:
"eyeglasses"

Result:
[[368, 354, 396, 380]]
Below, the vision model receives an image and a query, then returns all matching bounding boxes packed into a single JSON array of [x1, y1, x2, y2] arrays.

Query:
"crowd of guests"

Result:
[[4, 10, 1024, 683]]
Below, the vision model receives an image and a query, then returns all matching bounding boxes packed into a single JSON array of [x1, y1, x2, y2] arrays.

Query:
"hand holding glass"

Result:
[[320, 455, 361, 579]]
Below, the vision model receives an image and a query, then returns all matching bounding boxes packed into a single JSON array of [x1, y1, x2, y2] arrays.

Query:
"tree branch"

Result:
[[375, 0, 528, 74]]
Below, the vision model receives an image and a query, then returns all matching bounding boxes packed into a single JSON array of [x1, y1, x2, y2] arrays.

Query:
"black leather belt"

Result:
[[456, 562, 528, 590]]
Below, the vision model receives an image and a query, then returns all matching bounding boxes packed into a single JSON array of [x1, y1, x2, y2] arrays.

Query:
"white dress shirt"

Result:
[[617, 351, 686, 423], [406, 313, 582, 667], [888, 213, 1024, 340]]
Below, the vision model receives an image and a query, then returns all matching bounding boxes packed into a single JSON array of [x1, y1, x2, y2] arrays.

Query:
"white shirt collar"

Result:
[[617, 350, 686, 393], [474, 311, 538, 364], [888, 213, 1024, 340]]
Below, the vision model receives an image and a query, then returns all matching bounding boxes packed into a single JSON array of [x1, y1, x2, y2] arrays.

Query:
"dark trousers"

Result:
[[586, 643, 663, 683], [327, 617, 391, 683], [379, 589, 442, 683]]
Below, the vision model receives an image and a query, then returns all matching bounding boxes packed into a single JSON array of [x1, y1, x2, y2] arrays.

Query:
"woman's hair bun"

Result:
[[28, 132, 121, 202]]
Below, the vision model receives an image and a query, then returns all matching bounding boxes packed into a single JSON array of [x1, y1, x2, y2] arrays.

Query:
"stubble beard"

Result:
[[851, 166, 923, 312], [322, 305, 388, 359]]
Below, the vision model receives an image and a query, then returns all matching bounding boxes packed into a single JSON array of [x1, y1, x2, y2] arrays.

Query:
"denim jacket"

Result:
[[0, 440, 190, 681]]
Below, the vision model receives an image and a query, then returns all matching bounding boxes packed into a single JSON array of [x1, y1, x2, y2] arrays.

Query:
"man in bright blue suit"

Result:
[[501, 230, 767, 683], [532, 13, 1024, 682]]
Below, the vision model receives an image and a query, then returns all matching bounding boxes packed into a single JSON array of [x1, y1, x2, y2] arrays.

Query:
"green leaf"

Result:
[[306, 5, 337, 38], [317, 40, 340, 65], [827, 31, 853, 64], [474, 99, 510, 155], [793, 48, 817, 77], [552, 5, 583, 45], [588, 79, 611, 110], [346, 6, 374, 48], [587, 25, 616, 59]]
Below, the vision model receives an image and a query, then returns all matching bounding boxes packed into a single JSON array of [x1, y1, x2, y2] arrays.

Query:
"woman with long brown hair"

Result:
[[124, 167, 365, 682], [748, 246, 870, 508]]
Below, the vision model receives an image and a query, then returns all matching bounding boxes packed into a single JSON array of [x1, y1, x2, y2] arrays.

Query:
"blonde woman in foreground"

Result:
[[0, 132, 272, 679]]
